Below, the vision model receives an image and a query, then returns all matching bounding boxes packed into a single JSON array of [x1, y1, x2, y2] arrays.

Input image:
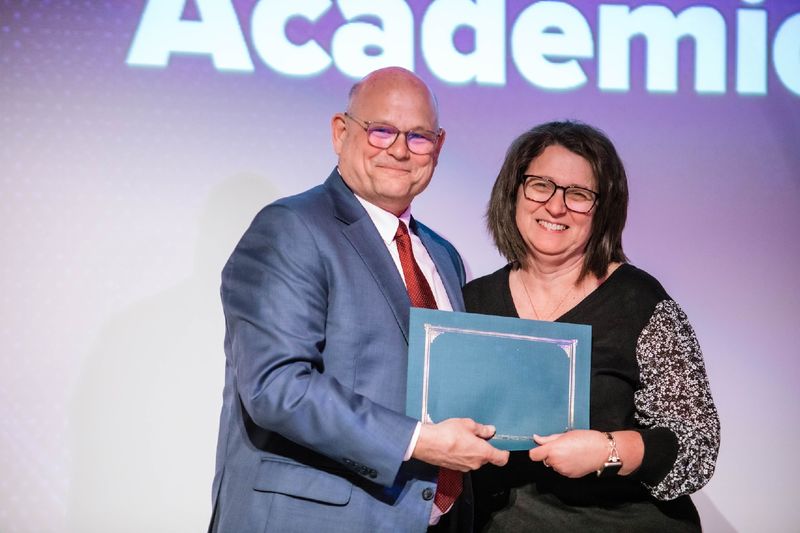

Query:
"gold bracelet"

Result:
[[596, 431, 622, 477]]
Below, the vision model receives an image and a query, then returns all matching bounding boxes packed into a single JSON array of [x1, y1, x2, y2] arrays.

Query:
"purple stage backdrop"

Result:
[[1, 1, 798, 531]]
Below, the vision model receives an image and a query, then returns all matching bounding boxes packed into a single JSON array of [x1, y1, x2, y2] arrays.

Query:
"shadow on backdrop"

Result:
[[69, 173, 276, 532], [694, 491, 737, 533]]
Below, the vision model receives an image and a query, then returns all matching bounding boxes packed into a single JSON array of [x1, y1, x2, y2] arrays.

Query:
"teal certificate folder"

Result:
[[406, 308, 591, 451]]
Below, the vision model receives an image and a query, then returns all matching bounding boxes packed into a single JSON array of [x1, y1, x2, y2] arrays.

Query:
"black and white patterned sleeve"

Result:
[[634, 300, 721, 500]]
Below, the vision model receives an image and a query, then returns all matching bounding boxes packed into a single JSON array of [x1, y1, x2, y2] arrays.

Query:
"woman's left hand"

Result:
[[530, 430, 644, 477], [529, 430, 609, 478]]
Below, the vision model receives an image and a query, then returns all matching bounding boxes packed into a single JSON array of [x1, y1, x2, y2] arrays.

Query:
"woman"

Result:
[[464, 121, 720, 531]]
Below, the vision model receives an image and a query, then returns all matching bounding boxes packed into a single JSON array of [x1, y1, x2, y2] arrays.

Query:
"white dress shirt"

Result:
[[354, 195, 453, 313]]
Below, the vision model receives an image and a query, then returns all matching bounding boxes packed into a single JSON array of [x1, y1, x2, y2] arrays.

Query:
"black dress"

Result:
[[463, 264, 720, 532]]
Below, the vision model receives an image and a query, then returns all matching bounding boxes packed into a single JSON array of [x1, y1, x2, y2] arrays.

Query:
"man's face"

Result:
[[332, 73, 445, 215]]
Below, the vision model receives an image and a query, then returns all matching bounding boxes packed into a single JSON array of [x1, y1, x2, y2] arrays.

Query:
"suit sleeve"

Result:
[[221, 203, 417, 486]]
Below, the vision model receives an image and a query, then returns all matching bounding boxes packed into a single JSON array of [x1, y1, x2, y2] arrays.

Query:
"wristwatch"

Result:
[[596, 431, 622, 477]]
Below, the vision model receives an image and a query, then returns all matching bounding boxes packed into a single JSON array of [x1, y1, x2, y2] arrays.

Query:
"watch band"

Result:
[[596, 431, 622, 477]]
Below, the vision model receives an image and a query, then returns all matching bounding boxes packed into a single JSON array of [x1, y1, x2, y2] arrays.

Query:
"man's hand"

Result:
[[411, 418, 510, 471]]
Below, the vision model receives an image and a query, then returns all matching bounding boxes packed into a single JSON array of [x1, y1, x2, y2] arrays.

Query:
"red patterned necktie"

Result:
[[394, 220, 463, 513]]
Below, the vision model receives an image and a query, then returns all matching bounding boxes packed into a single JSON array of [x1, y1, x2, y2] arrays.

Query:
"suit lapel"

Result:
[[325, 171, 412, 342], [415, 222, 465, 312]]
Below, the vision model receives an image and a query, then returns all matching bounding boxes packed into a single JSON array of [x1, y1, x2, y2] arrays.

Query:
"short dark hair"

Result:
[[487, 120, 628, 280]]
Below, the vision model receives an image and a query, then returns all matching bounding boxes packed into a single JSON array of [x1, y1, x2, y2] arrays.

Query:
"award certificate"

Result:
[[406, 308, 591, 451]]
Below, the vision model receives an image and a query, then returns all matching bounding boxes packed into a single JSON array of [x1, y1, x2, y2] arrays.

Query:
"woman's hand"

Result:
[[529, 430, 644, 477], [529, 430, 608, 478]]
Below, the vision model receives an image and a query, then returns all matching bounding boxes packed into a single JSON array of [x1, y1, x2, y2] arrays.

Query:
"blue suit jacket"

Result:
[[210, 170, 468, 532]]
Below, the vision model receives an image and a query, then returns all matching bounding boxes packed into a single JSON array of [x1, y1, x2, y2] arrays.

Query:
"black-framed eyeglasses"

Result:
[[522, 175, 599, 213], [344, 112, 441, 155]]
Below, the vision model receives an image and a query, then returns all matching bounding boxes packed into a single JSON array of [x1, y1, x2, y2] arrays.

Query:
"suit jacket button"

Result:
[[368, 469, 377, 479], [422, 487, 434, 501]]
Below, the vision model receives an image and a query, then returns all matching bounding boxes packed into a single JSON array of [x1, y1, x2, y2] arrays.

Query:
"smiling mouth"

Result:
[[377, 165, 410, 174], [537, 219, 568, 231]]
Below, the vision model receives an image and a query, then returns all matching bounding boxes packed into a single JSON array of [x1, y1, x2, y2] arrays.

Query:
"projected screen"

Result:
[[1, 1, 798, 532]]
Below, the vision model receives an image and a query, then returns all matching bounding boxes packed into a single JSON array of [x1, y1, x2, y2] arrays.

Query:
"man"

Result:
[[210, 67, 508, 533]]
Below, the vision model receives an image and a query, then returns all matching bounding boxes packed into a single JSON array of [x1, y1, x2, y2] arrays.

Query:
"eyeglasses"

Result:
[[522, 175, 599, 213], [344, 112, 441, 155]]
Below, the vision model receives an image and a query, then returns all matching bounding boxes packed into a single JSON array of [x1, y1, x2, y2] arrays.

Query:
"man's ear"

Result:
[[331, 113, 347, 155], [431, 128, 446, 166]]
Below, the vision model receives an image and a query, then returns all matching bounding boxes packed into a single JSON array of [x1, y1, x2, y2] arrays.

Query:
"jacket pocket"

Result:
[[253, 457, 353, 506]]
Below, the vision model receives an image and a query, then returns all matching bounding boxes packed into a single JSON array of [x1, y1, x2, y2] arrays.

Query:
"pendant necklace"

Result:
[[519, 269, 576, 321]]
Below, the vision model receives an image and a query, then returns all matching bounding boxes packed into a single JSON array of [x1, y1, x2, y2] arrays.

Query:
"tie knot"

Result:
[[395, 220, 410, 241]]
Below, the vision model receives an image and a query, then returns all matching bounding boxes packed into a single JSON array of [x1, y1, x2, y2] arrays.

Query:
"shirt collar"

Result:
[[354, 194, 412, 245]]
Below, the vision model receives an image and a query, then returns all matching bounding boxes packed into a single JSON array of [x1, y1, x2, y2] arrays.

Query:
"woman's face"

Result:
[[515, 144, 597, 267]]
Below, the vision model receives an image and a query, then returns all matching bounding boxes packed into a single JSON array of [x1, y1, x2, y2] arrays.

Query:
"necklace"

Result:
[[518, 269, 576, 321]]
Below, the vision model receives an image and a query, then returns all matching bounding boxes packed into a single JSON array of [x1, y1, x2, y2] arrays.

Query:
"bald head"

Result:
[[347, 67, 440, 129], [331, 67, 446, 216]]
